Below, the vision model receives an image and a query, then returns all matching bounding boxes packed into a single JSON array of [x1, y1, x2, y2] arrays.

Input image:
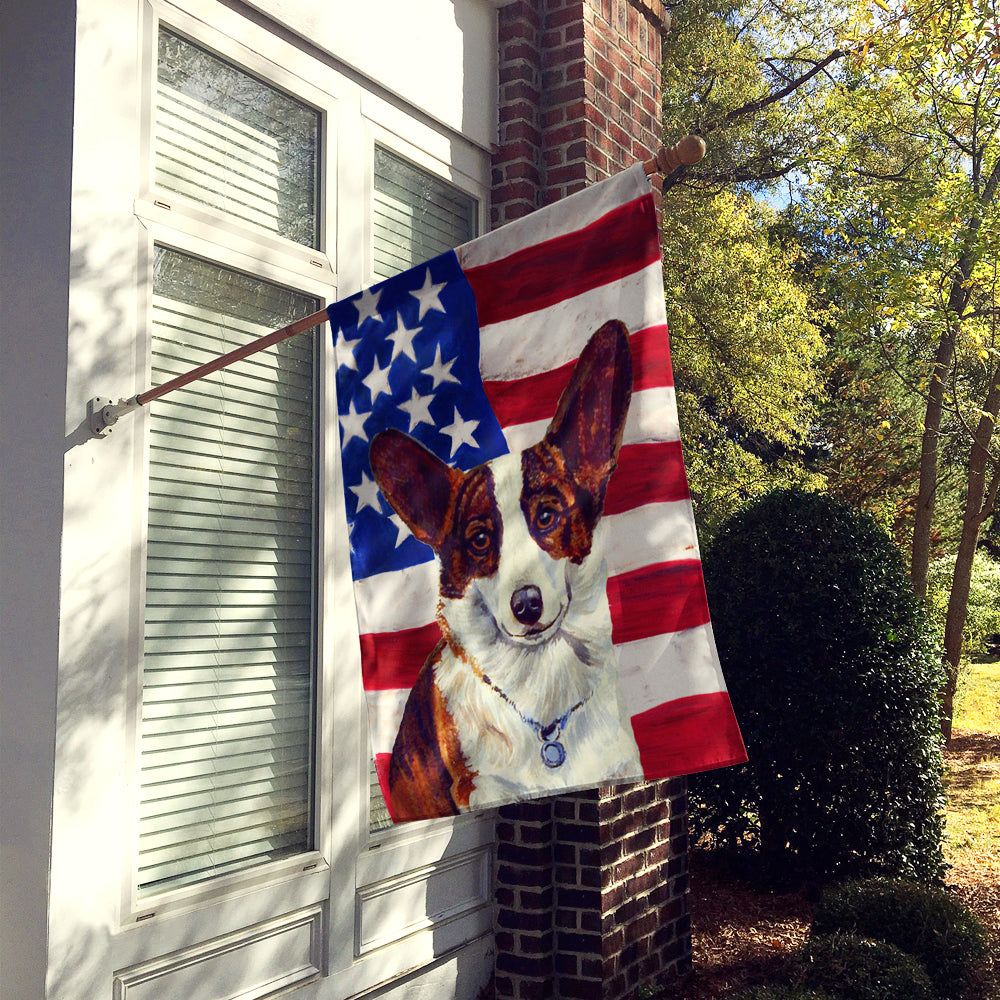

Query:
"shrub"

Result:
[[812, 878, 988, 998], [793, 933, 934, 1000], [732, 987, 837, 1000], [691, 489, 946, 881]]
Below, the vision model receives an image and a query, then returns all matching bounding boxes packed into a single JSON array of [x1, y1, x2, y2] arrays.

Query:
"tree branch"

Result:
[[703, 49, 847, 133]]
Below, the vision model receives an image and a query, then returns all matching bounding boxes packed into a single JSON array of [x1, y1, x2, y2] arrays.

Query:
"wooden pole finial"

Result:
[[643, 135, 707, 176]]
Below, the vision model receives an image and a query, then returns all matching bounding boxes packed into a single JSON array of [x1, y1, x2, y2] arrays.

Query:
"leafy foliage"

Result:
[[812, 878, 988, 998], [692, 489, 946, 881], [663, 185, 826, 537], [927, 550, 1000, 659], [792, 934, 934, 1000]]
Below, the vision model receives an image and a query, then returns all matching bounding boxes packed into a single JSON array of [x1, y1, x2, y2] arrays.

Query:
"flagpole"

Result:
[[642, 134, 706, 177], [88, 137, 705, 437]]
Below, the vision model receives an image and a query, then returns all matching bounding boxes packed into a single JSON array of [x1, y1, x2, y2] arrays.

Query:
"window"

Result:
[[155, 28, 320, 247], [115, 7, 493, 991], [367, 147, 478, 833], [372, 146, 477, 279], [136, 26, 324, 898], [139, 248, 318, 895]]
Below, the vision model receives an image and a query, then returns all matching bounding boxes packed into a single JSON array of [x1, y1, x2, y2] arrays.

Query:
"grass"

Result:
[[942, 658, 1000, 1000], [955, 658, 1000, 734], [945, 660, 1000, 867]]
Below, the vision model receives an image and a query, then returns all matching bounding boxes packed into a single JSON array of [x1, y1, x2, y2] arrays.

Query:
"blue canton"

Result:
[[329, 250, 508, 581]]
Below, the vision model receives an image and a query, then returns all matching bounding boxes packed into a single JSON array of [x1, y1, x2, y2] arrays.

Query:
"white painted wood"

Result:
[[113, 905, 323, 1000], [241, 0, 498, 152], [6, 0, 499, 995]]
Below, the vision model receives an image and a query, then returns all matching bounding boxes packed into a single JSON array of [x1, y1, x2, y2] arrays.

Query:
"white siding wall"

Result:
[[0, 0, 499, 997], [0, 1, 76, 995]]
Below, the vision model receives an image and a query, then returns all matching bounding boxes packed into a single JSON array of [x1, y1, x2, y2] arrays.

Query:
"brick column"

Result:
[[491, 3, 691, 999], [493, 0, 667, 226]]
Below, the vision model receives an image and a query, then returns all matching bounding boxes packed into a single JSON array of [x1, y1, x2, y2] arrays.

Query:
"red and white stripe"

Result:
[[362, 165, 745, 785]]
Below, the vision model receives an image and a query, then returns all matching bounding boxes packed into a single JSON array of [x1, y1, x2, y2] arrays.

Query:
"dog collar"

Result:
[[479, 671, 588, 769]]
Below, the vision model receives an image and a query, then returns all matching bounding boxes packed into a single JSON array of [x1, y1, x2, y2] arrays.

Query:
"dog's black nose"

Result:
[[511, 585, 543, 626]]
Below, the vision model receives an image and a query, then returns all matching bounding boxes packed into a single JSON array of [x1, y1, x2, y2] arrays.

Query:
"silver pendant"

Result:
[[540, 739, 566, 768]]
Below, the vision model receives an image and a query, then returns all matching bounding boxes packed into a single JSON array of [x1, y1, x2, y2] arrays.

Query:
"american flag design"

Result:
[[329, 164, 745, 818]]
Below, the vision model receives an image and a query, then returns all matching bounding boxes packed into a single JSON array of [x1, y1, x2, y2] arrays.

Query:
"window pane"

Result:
[[138, 247, 318, 895], [368, 150, 478, 833], [372, 146, 477, 279], [156, 28, 320, 248]]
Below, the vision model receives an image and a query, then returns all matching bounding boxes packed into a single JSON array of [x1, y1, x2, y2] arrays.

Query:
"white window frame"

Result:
[[122, 0, 339, 934], [108, 0, 496, 993]]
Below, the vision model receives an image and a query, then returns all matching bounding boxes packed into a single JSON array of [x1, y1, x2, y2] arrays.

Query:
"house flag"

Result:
[[329, 163, 746, 822]]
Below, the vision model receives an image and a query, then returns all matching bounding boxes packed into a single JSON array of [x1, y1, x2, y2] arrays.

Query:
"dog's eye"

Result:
[[467, 525, 493, 555], [535, 505, 560, 532]]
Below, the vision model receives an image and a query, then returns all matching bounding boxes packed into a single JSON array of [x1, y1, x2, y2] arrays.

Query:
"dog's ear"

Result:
[[545, 319, 632, 498], [370, 429, 463, 550]]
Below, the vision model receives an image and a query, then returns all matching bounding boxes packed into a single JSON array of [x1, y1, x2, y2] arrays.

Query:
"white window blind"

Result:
[[155, 27, 320, 248], [372, 146, 478, 280], [367, 148, 477, 833], [138, 247, 319, 895]]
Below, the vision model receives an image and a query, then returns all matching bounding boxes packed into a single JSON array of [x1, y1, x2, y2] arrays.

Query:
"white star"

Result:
[[397, 387, 436, 432], [334, 324, 361, 372], [350, 471, 382, 514], [339, 399, 370, 447], [410, 269, 446, 320], [387, 317, 420, 363], [354, 287, 383, 328], [362, 355, 393, 403], [422, 344, 460, 389], [386, 511, 412, 549], [440, 407, 480, 458]]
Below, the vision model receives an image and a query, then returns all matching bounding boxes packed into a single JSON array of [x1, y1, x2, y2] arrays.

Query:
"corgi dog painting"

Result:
[[369, 320, 642, 821]]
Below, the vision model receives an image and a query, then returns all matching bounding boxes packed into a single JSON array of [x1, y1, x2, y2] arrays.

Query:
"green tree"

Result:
[[695, 490, 946, 883], [662, 189, 825, 535], [802, 0, 1000, 735], [659, 1, 844, 533]]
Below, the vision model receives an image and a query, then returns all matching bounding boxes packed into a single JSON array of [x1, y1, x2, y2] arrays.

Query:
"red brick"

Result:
[[502, 40, 538, 64], [498, 862, 552, 888], [498, 906, 551, 932], [558, 930, 602, 955], [519, 930, 555, 954], [520, 887, 554, 912], [556, 951, 579, 976], [499, 100, 539, 124], [542, 39, 586, 70], [546, 162, 587, 185], [559, 979, 603, 1000], [548, 3, 588, 29], [502, 120, 543, 145], [492, 138, 541, 164], [503, 79, 541, 104], [496, 952, 551, 978]]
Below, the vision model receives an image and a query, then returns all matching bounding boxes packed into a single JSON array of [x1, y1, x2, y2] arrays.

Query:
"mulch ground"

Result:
[[661, 734, 1000, 999]]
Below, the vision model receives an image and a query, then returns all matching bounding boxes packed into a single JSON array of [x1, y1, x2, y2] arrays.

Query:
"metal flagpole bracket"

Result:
[[88, 395, 141, 438]]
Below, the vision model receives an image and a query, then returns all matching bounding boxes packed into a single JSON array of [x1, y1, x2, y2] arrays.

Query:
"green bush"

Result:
[[793, 933, 934, 1000], [691, 489, 946, 881], [927, 550, 1000, 659], [812, 878, 988, 998]]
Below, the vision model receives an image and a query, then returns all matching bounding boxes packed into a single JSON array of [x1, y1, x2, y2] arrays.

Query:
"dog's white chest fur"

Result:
[[435, 453, 641, 806]]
